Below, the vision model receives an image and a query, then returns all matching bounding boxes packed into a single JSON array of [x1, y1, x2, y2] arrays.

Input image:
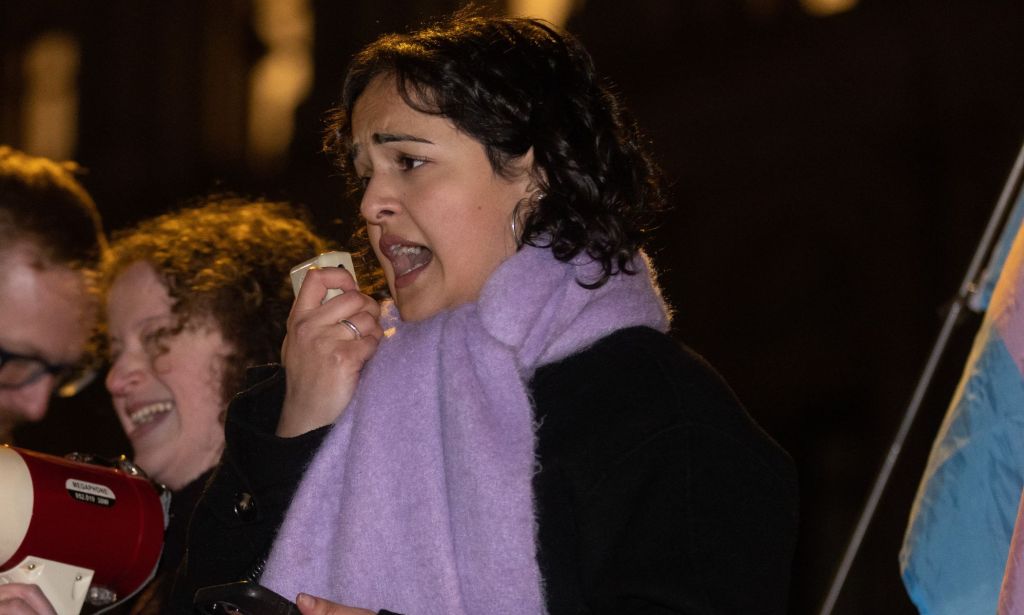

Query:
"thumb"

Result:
[[296, 593, 327, 614], [295, 593, 374, 615]]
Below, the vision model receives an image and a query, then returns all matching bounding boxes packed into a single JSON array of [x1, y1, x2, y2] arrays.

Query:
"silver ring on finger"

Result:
[[338, 318, 362, 340]]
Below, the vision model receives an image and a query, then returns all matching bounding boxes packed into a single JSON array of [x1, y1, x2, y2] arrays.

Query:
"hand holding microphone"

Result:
[[278, 253, 384, 437]]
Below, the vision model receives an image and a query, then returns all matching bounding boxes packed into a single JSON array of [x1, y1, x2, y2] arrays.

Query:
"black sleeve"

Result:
[[532, 327, 799, 615], [165, 365, 329, 615]]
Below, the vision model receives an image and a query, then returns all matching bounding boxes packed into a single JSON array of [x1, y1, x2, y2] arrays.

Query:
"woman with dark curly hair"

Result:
[[100, 197, 328, 614], [172, 11, 798, 615]]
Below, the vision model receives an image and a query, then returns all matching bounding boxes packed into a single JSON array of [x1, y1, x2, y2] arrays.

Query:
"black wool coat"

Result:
[[168, 326, 799, 614]]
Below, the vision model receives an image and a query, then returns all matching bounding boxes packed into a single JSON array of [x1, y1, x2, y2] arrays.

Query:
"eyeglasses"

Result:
[[0, 346, 96, 398]]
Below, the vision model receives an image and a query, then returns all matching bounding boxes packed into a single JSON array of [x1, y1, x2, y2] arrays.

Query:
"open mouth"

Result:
[[127, 400, 173, 426], [385, 241, 432, 276]]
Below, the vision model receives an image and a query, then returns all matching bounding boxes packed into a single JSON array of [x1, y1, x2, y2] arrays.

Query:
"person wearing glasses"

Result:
[[0, 145, 107, 445]]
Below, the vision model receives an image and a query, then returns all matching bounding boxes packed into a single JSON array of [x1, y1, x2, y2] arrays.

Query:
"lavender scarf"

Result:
[[261, 245, 670, 614]]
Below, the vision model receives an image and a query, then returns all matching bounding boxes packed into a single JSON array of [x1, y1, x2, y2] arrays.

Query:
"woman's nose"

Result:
[[359, 175, 402, 223], [105, 350, 144, 396]]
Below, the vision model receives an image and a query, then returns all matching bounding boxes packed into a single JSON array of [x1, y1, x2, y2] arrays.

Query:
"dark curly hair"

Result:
[[323, 9, 666, 288], [0, 145, 106, 268], [100, 197, 328, 406]]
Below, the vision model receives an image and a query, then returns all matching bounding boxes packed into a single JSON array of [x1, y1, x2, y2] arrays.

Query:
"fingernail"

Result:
[[336, 263, 347, 269], [297, 593, 315, 609]]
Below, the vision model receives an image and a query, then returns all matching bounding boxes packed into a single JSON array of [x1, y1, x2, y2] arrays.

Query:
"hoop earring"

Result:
[[510, 200, 523, 248]]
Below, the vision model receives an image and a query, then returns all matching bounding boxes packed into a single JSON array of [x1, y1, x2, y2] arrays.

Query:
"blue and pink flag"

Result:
[[999, 490, 1024, 612], [901, 186, 1024, 614]]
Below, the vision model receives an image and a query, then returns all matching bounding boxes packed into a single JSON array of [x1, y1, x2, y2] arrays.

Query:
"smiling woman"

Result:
[[97, 196, 328, 615], [105, 260, 231, 492]]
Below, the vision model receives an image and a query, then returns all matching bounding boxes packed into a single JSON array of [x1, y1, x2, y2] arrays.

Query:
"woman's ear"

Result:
[[519, 147, 547, 196]]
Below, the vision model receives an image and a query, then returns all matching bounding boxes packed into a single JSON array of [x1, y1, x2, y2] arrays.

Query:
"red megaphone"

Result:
[[0, 445, 167, 614]]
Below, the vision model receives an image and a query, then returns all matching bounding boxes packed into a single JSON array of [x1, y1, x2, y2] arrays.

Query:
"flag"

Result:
[[998, 490, 1024, 613], [971, 191, 1024, 312], [900, 186, 1024, 615]]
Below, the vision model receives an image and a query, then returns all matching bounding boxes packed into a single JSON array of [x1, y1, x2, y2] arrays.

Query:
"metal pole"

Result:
[[818, 140, 1024, 615]]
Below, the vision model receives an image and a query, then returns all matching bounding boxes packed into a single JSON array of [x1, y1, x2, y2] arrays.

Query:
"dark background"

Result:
[[3, 1, 1023, 613]]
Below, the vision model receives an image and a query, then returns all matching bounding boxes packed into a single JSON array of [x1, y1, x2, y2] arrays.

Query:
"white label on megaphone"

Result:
[[65, 479, 116, 507]]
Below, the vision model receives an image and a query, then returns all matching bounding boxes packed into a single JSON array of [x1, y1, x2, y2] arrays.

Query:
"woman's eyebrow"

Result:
[[373, 132, 434, 146], [350, 133, 434, 162]]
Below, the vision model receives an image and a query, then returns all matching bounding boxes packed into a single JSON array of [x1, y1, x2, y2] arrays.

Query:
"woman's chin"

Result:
[[131, 451, 170, 486], [395, 296, 437, 322]]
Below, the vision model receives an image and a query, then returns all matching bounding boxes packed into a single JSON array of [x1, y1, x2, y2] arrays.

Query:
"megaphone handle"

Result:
[[0, 556, 94, 615]]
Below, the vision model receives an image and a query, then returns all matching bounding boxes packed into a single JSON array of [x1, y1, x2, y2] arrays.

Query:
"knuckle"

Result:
[[290, 317, 316, 338]]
